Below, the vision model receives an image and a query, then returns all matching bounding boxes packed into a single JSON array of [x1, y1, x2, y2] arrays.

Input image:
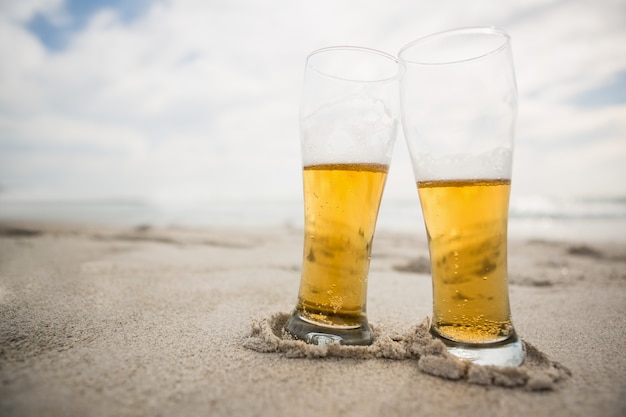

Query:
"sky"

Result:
[[0, 0, 625, 206]]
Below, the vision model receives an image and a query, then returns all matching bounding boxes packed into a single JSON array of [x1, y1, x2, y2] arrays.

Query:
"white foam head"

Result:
[[301, 96, 398, 166], [412, 147, 513, 181]]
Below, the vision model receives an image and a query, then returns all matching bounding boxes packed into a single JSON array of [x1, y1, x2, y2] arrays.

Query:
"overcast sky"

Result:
[[0, 0, 624, 205]]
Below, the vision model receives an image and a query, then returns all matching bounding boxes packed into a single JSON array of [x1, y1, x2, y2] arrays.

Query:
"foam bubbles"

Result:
[[301, 95, 397, 166], [413, 147, 512, 180]]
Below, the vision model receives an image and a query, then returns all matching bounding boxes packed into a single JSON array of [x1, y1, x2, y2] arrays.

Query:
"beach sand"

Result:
[[0, 221, 625, 416]]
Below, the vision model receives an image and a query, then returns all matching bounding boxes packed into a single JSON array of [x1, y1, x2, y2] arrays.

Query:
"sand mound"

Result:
[[244, 312, 571, 391]]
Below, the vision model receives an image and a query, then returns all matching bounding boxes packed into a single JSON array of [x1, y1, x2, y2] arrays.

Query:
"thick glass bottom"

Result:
[[283, 310, 373, 346], [431, 327, 526, 367]]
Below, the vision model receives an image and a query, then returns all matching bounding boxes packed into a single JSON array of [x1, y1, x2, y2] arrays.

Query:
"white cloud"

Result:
[[0, 113, 149, 153], [0, 0, 625, 205], [0, 0, 64, 22]]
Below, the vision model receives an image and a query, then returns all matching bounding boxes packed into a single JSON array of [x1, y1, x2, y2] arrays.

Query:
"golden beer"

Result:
[[285, 45, 399, 346], [418, 179, 514, 344], [292, 162, 388, 329]]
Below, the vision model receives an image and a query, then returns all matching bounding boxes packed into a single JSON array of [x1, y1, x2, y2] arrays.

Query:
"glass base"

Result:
[[431, 327, 526, 367], [283, 310, 373, 346]]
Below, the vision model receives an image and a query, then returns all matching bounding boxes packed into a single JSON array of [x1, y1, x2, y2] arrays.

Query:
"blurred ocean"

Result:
[[1, 195, 625, 243]]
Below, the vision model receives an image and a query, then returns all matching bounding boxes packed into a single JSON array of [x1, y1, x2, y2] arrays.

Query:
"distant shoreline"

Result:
[[1, 198, 625, 243]]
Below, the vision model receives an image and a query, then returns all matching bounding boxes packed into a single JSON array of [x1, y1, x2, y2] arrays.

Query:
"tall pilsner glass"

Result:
[[284, 47, 400, 345], [399, 27, 525, 365]]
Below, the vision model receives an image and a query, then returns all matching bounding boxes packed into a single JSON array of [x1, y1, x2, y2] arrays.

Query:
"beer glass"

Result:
[[399, 27, 525, 365], [284, 46, 400, 345]]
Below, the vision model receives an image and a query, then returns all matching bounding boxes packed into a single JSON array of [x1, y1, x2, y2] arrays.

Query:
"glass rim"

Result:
[[398, 26, 511, 66], [306, 45, 400, 84]]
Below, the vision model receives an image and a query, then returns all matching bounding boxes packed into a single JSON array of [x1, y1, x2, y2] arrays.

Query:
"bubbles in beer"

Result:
[[294, 163, 388, 328], [419, 178, 514, 344]]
